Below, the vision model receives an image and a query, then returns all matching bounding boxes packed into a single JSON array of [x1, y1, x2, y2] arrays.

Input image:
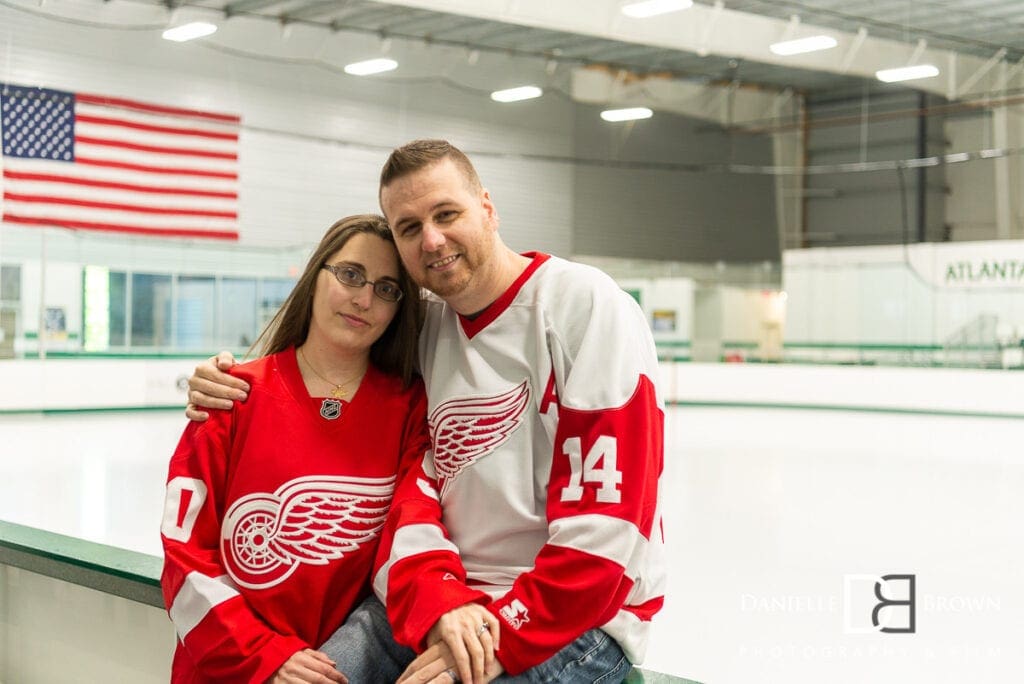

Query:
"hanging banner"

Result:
[[905, 240, 1024, 289]]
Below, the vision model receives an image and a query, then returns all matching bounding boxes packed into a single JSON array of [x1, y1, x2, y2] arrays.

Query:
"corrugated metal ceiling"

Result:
[[129, 1, 1024, 94]]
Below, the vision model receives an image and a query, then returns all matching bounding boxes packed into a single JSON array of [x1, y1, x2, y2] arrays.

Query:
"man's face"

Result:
[[381, 158, 498, 309]]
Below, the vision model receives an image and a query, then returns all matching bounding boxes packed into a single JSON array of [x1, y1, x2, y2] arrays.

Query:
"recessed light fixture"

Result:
[[491, 86, 543, 102], [600, 107, 653, 122], [162, 22, 218, 43], [769, 35, 838, 56], [344, 58, 399, 76], [621, 0, 693, 19], [875, 64, 939, 83]]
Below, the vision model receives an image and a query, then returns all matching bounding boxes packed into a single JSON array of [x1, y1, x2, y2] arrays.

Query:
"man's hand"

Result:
[[419, 603, 500, 684], [267, 648, 348, 683], [398, 640, 503, 684], [185, 351, 246, 421]]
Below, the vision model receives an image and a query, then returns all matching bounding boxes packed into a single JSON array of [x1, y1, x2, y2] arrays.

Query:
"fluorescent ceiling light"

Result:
[[162, 22, 217, 42], [980, 148, 1007, 159], [875, 64, 939, 83], [600, 107, 653, 122], [344, 58, 398, 76], [770, 35, 838, 56], [621, 0, 693, 19], [491, 86, 543, 102]]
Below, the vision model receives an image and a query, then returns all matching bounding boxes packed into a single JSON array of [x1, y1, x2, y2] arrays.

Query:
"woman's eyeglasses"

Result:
[[323, 264, 403, 303]]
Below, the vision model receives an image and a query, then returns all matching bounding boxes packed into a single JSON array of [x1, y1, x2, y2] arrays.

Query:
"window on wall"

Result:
[[84, 267, 129, 350], [177, 276, 216, 350], [259, 279, 295, 331], [0, 264, 18, 360], [108, 271, 127, 347], [220, 278, 258, 349], [82, 268, 295, 353], [1, 264, 20, 302], [131, 273, 173, 347]]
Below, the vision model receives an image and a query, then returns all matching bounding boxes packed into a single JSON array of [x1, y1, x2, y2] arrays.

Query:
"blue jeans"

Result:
[[496, 627, 631, 684], [320, 594, 417, 683], [320, 595, 631, 684]]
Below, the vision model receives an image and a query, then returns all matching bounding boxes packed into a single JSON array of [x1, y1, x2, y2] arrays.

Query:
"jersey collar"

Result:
[[459, 252, 549, 339]]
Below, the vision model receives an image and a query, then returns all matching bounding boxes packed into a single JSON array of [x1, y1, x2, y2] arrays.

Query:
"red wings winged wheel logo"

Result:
[[221, 474, 395, 589], [429, 380, 531, 496]]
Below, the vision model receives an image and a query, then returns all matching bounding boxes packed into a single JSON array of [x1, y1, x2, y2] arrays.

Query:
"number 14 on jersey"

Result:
[[559, 435, 622, 504]]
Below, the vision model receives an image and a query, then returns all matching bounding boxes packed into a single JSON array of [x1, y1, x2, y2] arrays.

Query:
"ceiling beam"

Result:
[[224, 0, 289, 18], [282, 0, 359, 22]]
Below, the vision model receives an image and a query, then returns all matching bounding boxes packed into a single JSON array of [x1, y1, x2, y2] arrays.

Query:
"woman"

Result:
[[160, 214, 428, 683]]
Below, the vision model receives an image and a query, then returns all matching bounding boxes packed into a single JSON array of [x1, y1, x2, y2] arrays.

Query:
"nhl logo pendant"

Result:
[[319, 398, 343, 420]]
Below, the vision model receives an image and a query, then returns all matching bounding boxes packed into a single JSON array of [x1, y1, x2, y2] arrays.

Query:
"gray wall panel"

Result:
[[805, 92, 948, 246], [570, 106, 779, 262]]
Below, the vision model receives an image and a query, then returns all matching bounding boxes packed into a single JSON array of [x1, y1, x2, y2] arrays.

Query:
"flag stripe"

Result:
[[4, 192, 238, 219], [76, 93, 241, 125], [75, 121, 238, 157], [3, 181, 234, 210], [4, 200, 238, 229], [76, 135, 238, 161], [75, 102, 240, 141], [3, 213, 240, 240], [3, 170, 237, 199], [5, 159, 238, 193], [75, 114, 239, 142], [76, 145, 237, 175], [75, 156, 238, 180]]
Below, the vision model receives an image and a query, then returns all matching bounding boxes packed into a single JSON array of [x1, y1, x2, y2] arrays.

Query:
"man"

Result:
[[187, 140, 666, 683]]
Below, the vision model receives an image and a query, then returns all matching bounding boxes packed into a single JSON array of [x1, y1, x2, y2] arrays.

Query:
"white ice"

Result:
[[1, 406, 1021, 683]]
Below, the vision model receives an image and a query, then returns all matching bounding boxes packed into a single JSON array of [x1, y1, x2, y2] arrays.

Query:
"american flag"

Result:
[[1, 84, 240, 240]]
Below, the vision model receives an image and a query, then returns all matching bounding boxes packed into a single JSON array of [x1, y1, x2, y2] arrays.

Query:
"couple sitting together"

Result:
[[161, 139, 666, 684]]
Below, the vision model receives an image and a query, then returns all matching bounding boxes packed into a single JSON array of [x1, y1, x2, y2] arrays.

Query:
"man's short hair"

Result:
[[379, 139, 481, 194]]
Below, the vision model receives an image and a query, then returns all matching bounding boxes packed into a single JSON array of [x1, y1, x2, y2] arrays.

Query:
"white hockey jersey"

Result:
[[375, 252, 666, 675]]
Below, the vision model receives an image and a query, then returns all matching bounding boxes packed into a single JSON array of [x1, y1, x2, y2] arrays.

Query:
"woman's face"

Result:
[[309, 232, 402, 356]]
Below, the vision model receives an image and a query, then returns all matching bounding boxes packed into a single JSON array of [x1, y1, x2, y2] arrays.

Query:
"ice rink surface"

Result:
[[1, 405, 1022, 683]]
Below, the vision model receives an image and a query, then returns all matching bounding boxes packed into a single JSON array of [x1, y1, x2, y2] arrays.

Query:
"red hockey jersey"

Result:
[[374, 253, 666, 675], [161, 347, 429, 683]]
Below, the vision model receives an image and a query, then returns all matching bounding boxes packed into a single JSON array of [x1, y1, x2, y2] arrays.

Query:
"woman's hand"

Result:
[[267, 648, 348, 683], [417, 603, 500, 684], [398, 639, 503, 684]]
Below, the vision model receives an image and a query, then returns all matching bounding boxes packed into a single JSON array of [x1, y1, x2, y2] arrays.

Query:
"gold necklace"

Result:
[[297, 346, 366, 399]]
